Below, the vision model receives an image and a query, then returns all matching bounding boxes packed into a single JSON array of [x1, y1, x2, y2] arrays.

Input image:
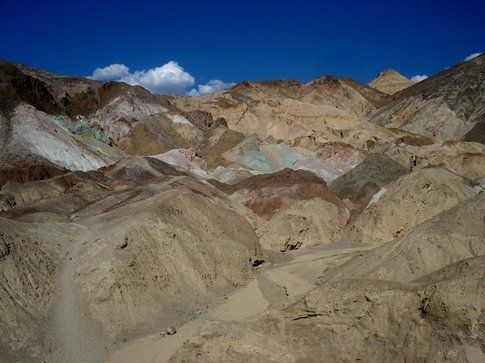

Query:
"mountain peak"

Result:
[[368, 68, 413, 95], [377, 68, 402, 76]]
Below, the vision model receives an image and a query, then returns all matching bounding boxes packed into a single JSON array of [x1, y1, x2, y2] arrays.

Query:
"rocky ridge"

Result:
[[0, 55, 484, 362]]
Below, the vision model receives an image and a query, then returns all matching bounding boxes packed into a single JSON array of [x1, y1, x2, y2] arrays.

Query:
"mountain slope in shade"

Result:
[[330, 153, 410, 209], [370, 54, 485, 143], [368, 69, 414, 95]]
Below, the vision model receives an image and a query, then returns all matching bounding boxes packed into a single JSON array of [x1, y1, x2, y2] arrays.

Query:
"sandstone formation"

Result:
[[257, 198, 341, 252]]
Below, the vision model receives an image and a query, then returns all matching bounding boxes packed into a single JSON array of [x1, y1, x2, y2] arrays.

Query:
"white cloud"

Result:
[[186, 89, 201, 97], [88, 64, 130, 81], [88, 61, 195, 94], [121, 61, 195, 94], [410, 74, 428, 83], [464, 52, 482, 61], [188, 79, 236, 96]]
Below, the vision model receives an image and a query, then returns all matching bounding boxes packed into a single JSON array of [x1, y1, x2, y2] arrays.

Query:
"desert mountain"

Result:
[[375, 139, 485, 182], [0, 60, 233, 180], [174, 76, 398, 151], [0, 55, 484, 362], [170, 195, 484, 363], [368, 68, 414, 95], [257, 197, 341, 251], [370, 54, 485, 143]]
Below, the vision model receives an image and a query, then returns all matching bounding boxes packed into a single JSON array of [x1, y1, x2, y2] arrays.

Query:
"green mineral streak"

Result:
[[242, 152, 272, 172], [279, 144, 305, 166], [52, 116, 110, 144]]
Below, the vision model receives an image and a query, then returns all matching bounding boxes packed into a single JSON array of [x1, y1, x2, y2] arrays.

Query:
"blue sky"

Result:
[[1, 0, 483, 94]]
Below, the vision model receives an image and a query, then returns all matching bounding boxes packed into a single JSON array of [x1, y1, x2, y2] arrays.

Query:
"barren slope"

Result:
[[347, 167, 477, 244], [333, 193, 485, 282], [0, 157, 263, 361], [174, 76, 399, 150], [173, 255, 485, 362], [370, 54, 485, 142], [330, 153, 409, 210]]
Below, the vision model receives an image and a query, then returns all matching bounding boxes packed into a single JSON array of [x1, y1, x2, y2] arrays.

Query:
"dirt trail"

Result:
[[51, 224, 106, 363], [263, 243, 374, 298], [106, 279, 268, 363], [105, 240, 370, 363], [209, 279, 269, 321]]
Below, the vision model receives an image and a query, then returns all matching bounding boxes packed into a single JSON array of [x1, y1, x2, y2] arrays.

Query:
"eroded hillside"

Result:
[[0, 56, 484, 363]]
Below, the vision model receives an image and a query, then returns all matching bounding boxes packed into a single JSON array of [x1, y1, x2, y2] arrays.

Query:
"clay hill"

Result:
[[0, 55, 484, 363]]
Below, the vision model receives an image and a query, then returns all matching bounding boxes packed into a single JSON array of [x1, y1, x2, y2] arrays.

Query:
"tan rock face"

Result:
[[76, 188, 262, 338], [368, 68, 414, 95], [332, 194, 485, 282], [0, 158, 263, 360], [347, 167, 477, 244], [170, 198, 485, 361], [257, 198, 341, 252], [0, 218, 70, 361], [377, 140, 485, 181]]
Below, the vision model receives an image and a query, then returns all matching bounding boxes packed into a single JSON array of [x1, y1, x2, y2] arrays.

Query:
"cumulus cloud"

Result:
[[464, 52, 482, 61], [410, 74, 428, 83], [88, 63, 130, 81], [121, 62, 195, 94], [88, 61, 195, 94], [188, 79, 236, 96]]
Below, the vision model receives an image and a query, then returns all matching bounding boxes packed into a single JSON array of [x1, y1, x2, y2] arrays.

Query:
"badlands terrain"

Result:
[[0, 54, 484, 362]]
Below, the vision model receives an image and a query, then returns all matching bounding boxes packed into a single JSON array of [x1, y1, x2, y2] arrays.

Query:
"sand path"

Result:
[[106, 279, 268, 363], [51, 225, 106, 363], [105, 240, 371, 363]]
